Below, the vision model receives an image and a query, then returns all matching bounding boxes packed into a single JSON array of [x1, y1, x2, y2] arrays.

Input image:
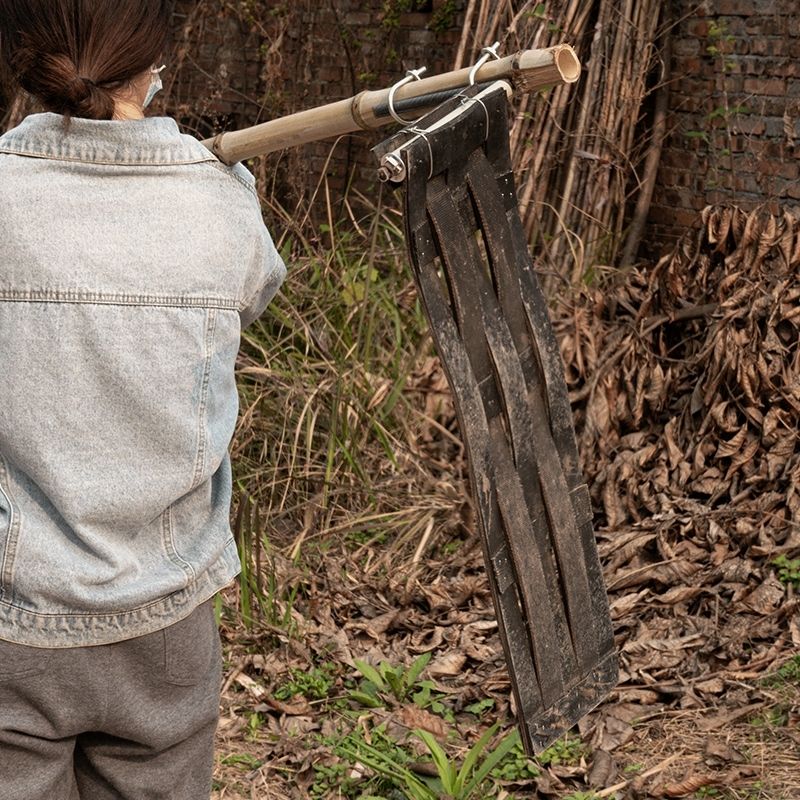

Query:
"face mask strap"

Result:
[[143, 64, 166, 108]]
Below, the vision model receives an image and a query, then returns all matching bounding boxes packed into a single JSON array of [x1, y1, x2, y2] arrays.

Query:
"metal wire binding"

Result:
[[468, 41, 501, 86], [405, 126, 435, 179], [387, 67, 428, 125]]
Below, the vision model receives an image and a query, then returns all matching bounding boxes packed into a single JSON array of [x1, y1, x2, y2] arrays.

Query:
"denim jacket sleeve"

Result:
[[231, 162, 287, 329]]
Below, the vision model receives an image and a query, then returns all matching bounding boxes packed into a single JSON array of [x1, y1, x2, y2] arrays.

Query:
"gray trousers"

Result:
[[0, 598, 222, 799]]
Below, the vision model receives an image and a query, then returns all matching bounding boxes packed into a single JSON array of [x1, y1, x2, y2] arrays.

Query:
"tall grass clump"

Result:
[[228, 189, 463, 625]]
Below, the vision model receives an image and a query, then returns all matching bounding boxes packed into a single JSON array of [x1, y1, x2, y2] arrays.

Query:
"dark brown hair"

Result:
[[0, 0, 171, 126]]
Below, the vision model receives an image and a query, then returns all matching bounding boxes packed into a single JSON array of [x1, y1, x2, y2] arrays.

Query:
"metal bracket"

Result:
[[387, 67, 428, 125], [468, 41, 502, 86]]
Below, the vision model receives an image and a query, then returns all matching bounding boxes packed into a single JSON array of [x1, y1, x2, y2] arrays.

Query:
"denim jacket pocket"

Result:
[[163, 598, 220, 686], [0, 638, 52, 680]]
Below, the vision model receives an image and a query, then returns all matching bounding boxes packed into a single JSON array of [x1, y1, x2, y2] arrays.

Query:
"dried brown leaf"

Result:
[[396, 705, 449, 738], [427, 651, 468, 677], [659, 774, 718, 797]]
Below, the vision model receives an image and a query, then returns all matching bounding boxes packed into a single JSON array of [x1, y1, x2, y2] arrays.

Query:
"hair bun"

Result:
[[0, 0, 170, 128], [22, 51, 115, 120]]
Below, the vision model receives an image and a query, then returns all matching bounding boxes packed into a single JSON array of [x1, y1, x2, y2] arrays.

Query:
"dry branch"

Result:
[[463, 0, 667, 283]]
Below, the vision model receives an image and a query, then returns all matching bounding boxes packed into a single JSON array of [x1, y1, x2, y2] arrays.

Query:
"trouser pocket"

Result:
[[163, 598, 221, 686], [0, 637, 52, 680]]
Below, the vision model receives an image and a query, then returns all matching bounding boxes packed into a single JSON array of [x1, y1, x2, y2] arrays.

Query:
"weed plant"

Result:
[[772, 555, 800, 590]]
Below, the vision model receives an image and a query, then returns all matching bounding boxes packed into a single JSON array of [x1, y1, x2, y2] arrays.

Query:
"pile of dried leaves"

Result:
[[554, 204, 800, 791]]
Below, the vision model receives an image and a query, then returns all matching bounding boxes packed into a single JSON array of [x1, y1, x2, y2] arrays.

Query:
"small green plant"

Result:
[[523, 2, 561, 32], [380, 0, 429, 31], [339, 723, 520, 800], [411, 679, 455, 721], [764, 654, 800, 685], [706, 103, 749, 122], [536, 732, 586, 767], [220, 752, 263, 770], [415, 725, 521, 799], [772, 555, 800, 588], [464, 698, 495, 717], [275, 662, 336, 701], [311, 757, 360, 799], [245, 710, 264, 741], [735, 783, 766, 800], [351, 652, 431, 706], [706, 20, 734, 58], [623, 762, 645, 775], [429, 0, 458, 33], [749, 707, 790, 728], [441, 538, 465, 556], [316, 723, 416, 799], [490, 738, 540, 782]]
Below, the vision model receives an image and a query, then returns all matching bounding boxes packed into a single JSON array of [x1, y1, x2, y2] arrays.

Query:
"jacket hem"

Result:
[[0, 539, 241, 648]]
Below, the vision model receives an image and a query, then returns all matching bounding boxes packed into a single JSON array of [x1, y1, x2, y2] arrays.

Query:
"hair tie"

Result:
[[79, 76, 97, 87]]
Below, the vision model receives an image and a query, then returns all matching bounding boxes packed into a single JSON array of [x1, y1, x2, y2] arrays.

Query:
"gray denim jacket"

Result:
[[0, 112, 286, 647]]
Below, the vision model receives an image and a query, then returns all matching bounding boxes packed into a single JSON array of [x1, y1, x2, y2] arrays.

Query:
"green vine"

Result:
[[430, 0, 458, 33], [380, 0, 429, 32]]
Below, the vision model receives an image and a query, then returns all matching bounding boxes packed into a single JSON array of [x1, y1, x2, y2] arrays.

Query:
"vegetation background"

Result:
[[207, 3, 800, 797]]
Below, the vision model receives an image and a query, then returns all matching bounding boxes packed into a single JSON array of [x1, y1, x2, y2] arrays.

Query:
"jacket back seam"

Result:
[[191, 308, 218, 489], [207, 160, 259, 199], [0, 292, 239, 309], [0, 146, 218, 167]]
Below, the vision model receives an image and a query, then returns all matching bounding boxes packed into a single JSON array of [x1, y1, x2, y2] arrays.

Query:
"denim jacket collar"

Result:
[[0, 111, 218, 166]]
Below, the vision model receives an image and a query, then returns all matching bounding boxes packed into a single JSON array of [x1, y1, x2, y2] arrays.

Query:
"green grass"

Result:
[[536, 732, 586, 767], [762, 654, 800, 687], [229, 204, 449, 627], [275, 662, 337, 701]]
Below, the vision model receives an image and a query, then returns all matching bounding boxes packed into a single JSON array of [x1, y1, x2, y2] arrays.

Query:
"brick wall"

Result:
[[175, 0, 800, 251], [648, 0, 800, 245]]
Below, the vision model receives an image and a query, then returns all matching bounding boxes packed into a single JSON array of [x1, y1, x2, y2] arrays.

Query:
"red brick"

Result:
[[688, 19, 710, 37], [345, 12, 371, 25], [675, 38, 701, 56], [750, 38, 790, 56], [715, 0, 756, 14], [743, 77, 787, 95], [732, 117, 766, 135]]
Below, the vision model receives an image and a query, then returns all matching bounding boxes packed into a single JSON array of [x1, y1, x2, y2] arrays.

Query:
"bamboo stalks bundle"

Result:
[[458, 0, 667, 285]]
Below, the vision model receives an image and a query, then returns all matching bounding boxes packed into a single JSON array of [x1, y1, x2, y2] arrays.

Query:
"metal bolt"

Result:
[[378, 152, 406, 183]]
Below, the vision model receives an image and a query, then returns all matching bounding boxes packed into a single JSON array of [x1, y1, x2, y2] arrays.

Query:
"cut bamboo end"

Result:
[[555, 45, 581, 83], [513, 45, 581, 92]]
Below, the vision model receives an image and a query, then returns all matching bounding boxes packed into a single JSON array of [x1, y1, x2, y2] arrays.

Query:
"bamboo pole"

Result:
[[201, 45, 580, 165], [620, 36, 671, 267], [457, 0, 665, 283]]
